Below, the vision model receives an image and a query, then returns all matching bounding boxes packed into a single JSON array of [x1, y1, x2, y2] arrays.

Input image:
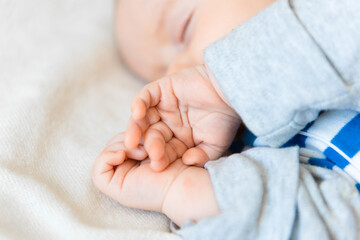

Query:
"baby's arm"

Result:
[[92, 132, 220, 226]]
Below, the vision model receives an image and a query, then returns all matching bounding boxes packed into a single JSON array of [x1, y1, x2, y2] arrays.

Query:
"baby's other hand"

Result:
[[125, 65, 241, 171], [91, 132, 189, 213]]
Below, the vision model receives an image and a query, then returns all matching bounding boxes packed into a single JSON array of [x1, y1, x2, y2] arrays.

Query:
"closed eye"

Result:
[[181, 12, 194, 45]]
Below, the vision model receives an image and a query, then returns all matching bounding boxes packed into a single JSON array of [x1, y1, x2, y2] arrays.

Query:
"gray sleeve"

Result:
[[204, 0, 360, 147], [176, 148, 360, 240]]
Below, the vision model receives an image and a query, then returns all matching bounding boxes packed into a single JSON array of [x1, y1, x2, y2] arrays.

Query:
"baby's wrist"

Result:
[[196, 64, 232, 108], [161, 166, 220, 226]]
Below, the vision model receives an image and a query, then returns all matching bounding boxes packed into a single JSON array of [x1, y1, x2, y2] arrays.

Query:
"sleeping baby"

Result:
[[92, 0, 360, 238]]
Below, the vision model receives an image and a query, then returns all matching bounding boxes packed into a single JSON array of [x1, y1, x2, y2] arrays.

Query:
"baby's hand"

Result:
[[125, 65, 241, 171], [92, 132, 220, 225], [91, 132, 188, 213]]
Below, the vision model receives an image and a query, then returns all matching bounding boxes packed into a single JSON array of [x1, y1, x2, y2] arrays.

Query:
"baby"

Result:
[[92, 0, 274, 226], [92, 0, 360, 238]]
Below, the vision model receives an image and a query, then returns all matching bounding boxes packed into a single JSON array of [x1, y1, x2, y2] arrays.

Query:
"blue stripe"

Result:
[[243, 130, 256, 147], [282, 140, 295, 147], [302, 120, 316, 132], [283, 134, 307, 148], [295, 134, 307, 148], [308, 158, 336, 170], [282, 137, 297, 147], [356, 183, 360, 193], [323, 147, 350, 169], [283, 120, 315, 148], [228, 139, 244, 153], [331, 114, 360, 158]]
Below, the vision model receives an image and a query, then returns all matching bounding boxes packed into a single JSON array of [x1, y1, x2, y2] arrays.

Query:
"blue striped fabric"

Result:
[[323, 148, 349, 169], [308, 157, 335, 170], [331, 114, 360, 158], [239, 110, 360, 193]]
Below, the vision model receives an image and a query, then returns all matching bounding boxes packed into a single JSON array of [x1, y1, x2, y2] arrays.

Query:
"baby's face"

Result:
[[116, 0, 274, 81]]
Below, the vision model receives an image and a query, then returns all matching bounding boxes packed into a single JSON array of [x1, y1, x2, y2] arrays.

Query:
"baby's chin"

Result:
[[117, 54, 154, 82], [117, 49, 161, 82], [130, 64, 159, 82], [130, 63, 164, 83]]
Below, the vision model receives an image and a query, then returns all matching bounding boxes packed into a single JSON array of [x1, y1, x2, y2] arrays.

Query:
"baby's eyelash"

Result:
[[181, 13, 194, 44]]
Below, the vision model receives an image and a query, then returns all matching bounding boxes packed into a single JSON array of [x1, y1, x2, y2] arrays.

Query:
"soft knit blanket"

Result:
[[0, 1, 180, 239]]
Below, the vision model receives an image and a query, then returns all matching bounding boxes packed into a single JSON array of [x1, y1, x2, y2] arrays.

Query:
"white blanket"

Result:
[[0, 1, 181, 239]]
